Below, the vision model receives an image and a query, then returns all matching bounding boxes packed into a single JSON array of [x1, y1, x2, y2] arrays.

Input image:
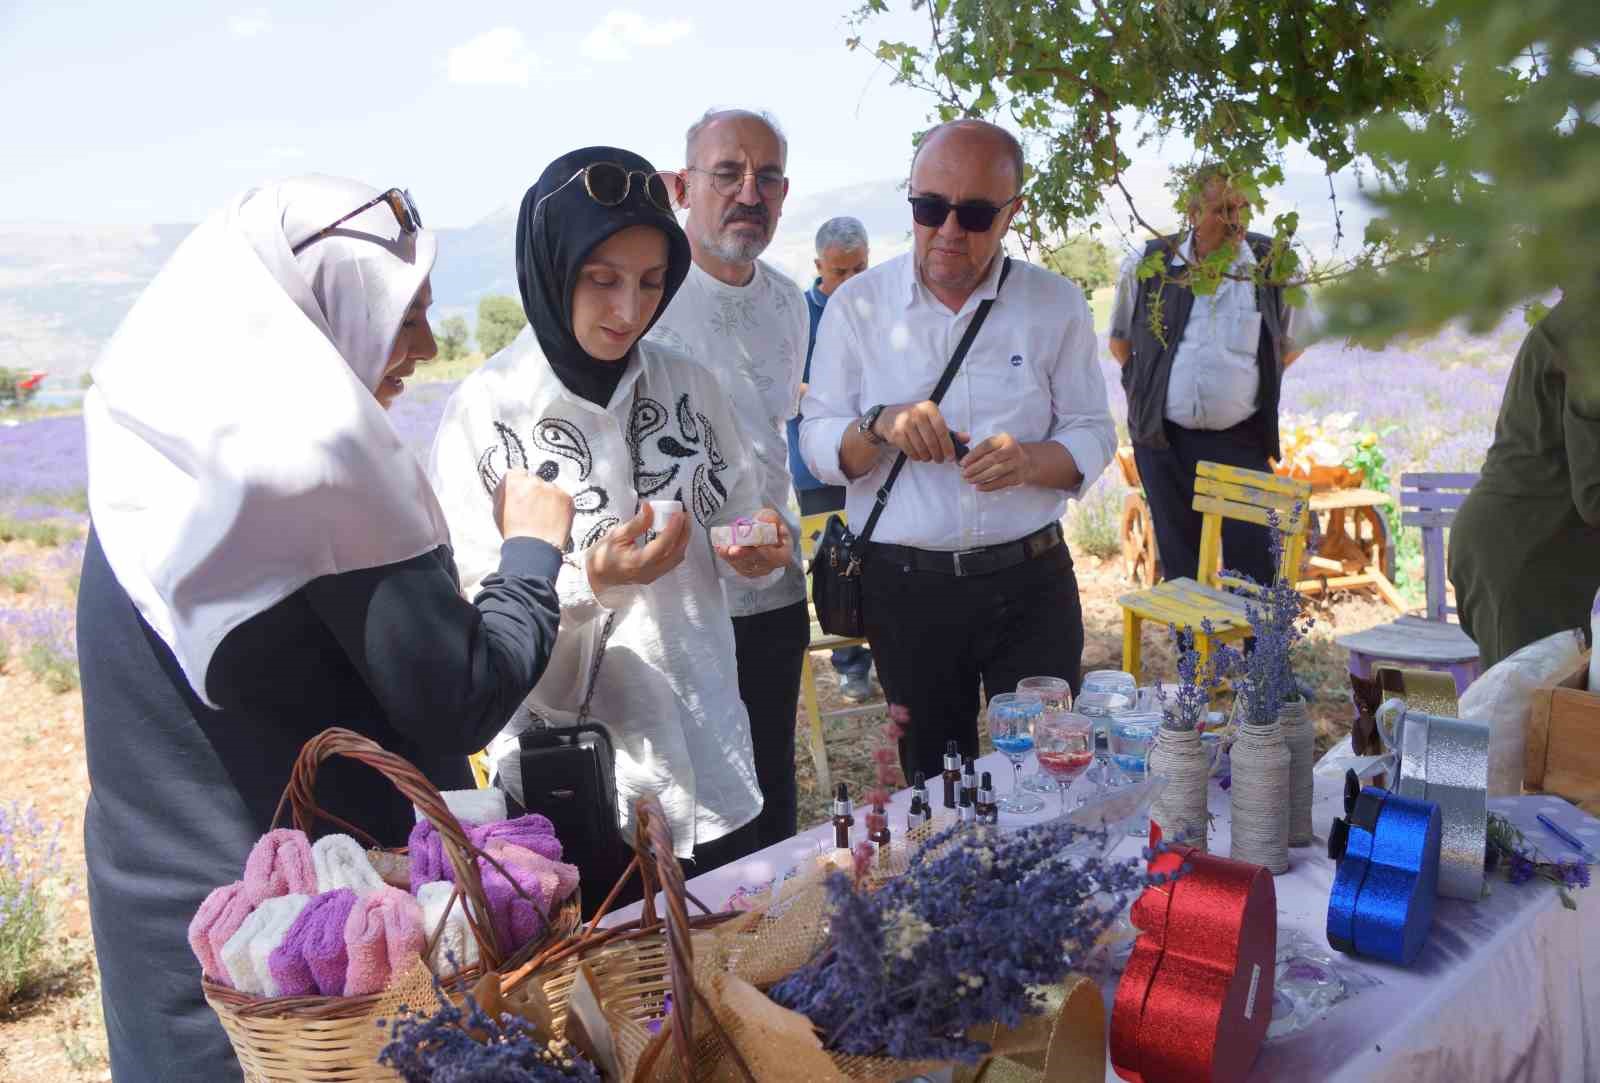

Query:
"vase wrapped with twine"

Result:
[[1279, 697, 1315, 847], [1229, 720, 1290, 873], [1147, 724, 1210, 853]]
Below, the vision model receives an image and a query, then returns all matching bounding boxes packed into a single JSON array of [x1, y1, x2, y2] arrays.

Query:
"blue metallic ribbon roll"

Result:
[[1328, 771, 1442, 966]]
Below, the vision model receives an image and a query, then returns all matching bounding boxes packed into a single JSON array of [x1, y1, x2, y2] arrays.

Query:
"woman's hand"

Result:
[[714, 508, 793, 578], [587, 502, 691, 592], [494, 469, 576, 548]]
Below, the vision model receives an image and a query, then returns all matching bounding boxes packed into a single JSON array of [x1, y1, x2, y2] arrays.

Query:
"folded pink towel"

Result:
[[188, 881, 253, 985], [408, 814, 563, 894], [483, 840, 580, 908], [268, 889, 359, 997], [343, 886, 426, 996], [244, 829, 317, 903]]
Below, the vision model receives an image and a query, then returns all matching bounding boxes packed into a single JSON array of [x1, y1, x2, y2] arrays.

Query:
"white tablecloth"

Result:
[[602, 754, 1600, 1082]]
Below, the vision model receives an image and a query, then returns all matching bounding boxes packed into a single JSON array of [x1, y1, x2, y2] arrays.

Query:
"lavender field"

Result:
[[0, 322, 1523, 690]]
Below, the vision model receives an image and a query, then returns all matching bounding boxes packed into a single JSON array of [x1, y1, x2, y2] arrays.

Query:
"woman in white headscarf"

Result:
[[77, 175, 574, 1082]]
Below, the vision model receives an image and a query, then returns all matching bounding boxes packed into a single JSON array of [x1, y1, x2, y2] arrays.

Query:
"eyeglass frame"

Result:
[[682, 166, 787, 200], [290, 188, 421, 255], [530, 162, 678, 225], [907, 192, 1024, 234]]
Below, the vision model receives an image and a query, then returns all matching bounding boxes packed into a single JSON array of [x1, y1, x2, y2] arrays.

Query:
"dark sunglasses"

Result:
[[290, 188, 421, 255], [532, 162, 676, 223], [908, 193, 1022, 233]]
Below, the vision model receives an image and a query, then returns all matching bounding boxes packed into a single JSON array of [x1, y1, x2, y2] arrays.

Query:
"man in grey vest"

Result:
[[1108, 166, 1309, 586]]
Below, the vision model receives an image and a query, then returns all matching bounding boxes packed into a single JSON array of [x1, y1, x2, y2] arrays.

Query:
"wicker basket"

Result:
[[501, 794, 752, 1083], [203, 727, 581, 1082]]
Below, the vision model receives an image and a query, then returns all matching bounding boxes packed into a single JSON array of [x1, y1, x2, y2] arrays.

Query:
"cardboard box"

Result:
[[1524, 651, 1600, 815]]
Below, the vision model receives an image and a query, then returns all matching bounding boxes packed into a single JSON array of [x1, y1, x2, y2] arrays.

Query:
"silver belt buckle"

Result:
[[952, 548, 977, 576]]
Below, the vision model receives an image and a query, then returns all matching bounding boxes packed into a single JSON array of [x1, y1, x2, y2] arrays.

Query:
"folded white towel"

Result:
[[312, 834, 387, 896], [218, 894, 309, 996], [413, 788, 508, 827], [417, 880, 480, 977]]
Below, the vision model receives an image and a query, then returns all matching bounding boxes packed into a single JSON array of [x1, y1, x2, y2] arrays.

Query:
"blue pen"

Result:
[[1536, 812, 1597, 863]]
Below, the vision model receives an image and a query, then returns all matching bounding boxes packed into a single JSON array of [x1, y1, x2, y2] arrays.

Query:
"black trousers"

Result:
[[1134, 420, 1276, 587], [862, 542, 1084, 784], [733, 599, 810, 849]]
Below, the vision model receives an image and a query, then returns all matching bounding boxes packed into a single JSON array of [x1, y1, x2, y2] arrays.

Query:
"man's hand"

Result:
[[587, 503, 691, 592], [495, 469, 577, 548], [1108, 337, 1132, 367], [959, 433, 1035, 492], [714, 508, 792, 578], [879, 401, 961, 463]]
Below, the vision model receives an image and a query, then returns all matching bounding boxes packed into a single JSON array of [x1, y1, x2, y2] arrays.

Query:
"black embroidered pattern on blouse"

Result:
[[628, 395, 679, 498], [533, 418, 592, 481], [476, 421, 528, 495]]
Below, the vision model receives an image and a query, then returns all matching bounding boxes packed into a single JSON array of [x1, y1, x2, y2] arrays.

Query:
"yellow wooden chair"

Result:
[[798, 510, 872, 792], [468, 749, 492, 789], [1118, 462, 1312, 680]]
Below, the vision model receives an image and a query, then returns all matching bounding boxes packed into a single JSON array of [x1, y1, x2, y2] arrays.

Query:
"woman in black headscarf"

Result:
[[429, 148, 794, 901]]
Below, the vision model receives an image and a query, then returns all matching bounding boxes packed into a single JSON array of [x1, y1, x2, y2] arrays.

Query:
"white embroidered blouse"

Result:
[[427, 333, 771, 855]]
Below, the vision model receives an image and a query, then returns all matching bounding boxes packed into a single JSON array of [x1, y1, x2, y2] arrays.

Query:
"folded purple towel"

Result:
[[268, 889, 359, 997], [481, 863, 548, 952], [243, 829, 317, 904], [407, 813, 562, 894]]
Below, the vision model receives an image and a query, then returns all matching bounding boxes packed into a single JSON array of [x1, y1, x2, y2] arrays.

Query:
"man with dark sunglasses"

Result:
[[646, 107, 810, 853], [799, 119, 1116, 783]]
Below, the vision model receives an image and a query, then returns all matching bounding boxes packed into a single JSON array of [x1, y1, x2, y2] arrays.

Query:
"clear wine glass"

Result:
[[1034, 710, 1095, 817], [1016, 676, 1071, 794], [1080, 670, 1137, 790], [1108, 710, 1162, 834], [986, 693, 1046, 815], [1074, 690, 1133, 797]]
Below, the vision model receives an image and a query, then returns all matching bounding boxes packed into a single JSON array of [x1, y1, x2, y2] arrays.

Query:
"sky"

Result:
[[0, 0, 944, 228]]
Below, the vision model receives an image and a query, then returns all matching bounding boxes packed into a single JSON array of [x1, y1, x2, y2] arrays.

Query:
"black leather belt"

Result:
[[867, 522, 1064, 578]]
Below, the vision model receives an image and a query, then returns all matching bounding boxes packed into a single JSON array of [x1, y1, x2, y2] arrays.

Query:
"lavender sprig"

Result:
[[378, 970, 599, 1083], [1225, 512, 1314, 726], [1486, 812, 1590, 911], [1156, 619, 1241, 731], [767, 819, 1164, 1064]]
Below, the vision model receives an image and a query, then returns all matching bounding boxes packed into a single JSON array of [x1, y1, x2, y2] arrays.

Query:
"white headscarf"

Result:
[[85, 175, 451, 707]]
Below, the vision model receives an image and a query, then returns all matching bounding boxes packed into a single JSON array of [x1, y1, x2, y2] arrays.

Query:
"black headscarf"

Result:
[[515, 146, 692, 407]]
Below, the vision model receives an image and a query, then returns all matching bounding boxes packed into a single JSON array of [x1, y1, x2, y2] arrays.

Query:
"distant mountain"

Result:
[[0, 167, 1371, 380]]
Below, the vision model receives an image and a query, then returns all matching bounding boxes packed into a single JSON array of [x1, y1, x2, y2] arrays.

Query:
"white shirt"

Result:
[[799, 253, 1116, 551], [427, 334, 768, 856], [646, 260, 809, 617], [1109, 233, 1307, 431]]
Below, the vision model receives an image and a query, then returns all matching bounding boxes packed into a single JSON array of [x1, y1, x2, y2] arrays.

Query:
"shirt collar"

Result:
[[808, 278, 828, 309], [904, 249, 1008, 314], [1171, 231, 1257, 271]]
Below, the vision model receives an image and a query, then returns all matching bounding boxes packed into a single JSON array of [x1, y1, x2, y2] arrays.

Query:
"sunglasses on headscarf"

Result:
[[531, 162, 676, 223], [290, 188, 422, 255]]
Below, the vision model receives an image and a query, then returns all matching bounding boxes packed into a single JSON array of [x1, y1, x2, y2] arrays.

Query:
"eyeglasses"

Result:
[[684, 167, 786, 200], [908, 193, 1022, 234], [290, 188, 421, 255], [531, 162, 676, 223]]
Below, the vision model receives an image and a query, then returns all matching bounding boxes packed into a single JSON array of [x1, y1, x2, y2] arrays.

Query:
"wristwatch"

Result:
[[857, 404, 888, 446]]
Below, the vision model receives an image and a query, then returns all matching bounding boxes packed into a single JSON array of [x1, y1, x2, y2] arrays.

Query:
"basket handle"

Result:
[[275, 727, 505, 968]]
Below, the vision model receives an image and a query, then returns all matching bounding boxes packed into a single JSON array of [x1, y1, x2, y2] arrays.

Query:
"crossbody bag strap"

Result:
[[855, 256, 1013, 547], [576, 612, 616, 726]]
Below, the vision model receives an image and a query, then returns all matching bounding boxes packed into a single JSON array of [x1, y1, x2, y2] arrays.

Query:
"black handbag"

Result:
[[811, 258, 1013, 637], [501, 614, 634, 914]]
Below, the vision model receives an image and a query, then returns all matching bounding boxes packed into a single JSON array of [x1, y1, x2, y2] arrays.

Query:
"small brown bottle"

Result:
[[832, 783, 854, 851], [907, 794, 931, 831], [976, 771, 999, 825], [867, 803, 891, 866], [958, 787, 977, 827], [913, 770, 930, 812], [961, 756, 978, 807], [941, 742, 961, 811]]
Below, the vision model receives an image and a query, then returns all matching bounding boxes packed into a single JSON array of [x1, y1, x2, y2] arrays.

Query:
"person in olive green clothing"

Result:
[[1450, 298, 1600, 671]]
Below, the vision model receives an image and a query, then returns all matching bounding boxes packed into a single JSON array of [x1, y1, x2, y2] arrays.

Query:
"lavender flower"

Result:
[[1156, 620, 1240, 731], [1225, 514, 1314, 726], [0, 802, 64, 1004], [378, 971, 599, 1082], [1486, 812, 1592, 910], [767, 819, 1159, 1063]]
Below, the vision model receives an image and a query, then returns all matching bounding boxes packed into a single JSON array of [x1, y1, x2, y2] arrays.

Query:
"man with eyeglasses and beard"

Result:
[[647, 108, 810, 853], [799, 119, 1115, 783]]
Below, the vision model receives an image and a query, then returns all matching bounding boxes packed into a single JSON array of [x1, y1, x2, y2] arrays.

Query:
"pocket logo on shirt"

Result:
[[1009, 354, 1024, 367]]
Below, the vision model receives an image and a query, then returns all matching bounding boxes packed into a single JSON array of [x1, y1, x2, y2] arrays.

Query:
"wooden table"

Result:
[[1295, 487, 1408, 612]]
